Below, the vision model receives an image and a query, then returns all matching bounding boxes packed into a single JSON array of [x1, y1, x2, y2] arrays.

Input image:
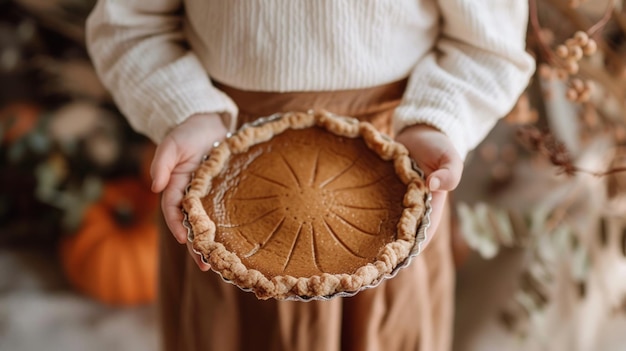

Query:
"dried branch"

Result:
[[543, 0, 623, 62], [529, 0, 622, 83], [530, 0, 560, 64], [587, 0, 618, 36], [517, 126, 626, 177]]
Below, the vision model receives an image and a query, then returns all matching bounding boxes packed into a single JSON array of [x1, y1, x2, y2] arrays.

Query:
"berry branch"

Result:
[[529, 0, 618, 102], [517, 126, 626, 177]]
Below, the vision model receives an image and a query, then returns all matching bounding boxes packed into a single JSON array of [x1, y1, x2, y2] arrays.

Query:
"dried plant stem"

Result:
[[530, 0, 559, 64], [542, 0, 595, 29], [541, 150, 626, 178], [587, 0, 618, 36], [541, 165, 624, 233], [585, 166, 626, 177], [542, 164, 626, 238], [518, 127, 626, 177]]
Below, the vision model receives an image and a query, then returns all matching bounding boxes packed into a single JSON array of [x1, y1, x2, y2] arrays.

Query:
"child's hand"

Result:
[[395, 124, 463, 246], [150, 113, 228, 271]]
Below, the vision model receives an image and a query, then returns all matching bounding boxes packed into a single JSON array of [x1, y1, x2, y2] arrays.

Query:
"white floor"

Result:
[[2, 247, 626, 351], [0, 249, 159, 351]]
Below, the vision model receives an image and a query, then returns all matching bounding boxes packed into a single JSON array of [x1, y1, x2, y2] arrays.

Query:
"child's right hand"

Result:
[[150, 113, 228, 271], [396, 124, 463, 248]]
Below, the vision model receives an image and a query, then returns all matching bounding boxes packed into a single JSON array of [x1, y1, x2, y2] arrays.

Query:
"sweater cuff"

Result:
[[134, 53, 239, 143], [393, 105, 476, 161], [147, 83, 238, 143]]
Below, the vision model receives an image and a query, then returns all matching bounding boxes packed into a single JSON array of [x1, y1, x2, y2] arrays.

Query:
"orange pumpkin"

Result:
[[0, 102, 39, 144], [60, 178, 159, 305]]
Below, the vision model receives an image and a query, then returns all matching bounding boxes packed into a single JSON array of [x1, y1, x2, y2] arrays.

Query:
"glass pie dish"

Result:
[[182, 111, 431, 301]]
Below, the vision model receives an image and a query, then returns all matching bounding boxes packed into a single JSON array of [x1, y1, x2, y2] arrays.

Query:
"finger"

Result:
[[427, 151, 463, 192], [421, 190, 448, 249], [187, 242, 211, 271], [162, 171, 192, 244], [151, 139, 178, 193]]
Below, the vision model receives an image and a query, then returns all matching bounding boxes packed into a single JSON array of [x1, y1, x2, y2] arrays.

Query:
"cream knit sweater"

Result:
[[86, 0, 535, 159]]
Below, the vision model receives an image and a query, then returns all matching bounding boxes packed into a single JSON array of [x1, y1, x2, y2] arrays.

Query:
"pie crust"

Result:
[[182, 111, 430, 300]]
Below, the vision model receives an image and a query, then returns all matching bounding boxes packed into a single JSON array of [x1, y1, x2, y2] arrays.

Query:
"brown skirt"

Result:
[[158, 80, 454, 351]]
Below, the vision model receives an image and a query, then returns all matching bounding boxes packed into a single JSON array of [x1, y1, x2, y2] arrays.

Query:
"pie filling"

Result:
[[202, 127, 406, 278]]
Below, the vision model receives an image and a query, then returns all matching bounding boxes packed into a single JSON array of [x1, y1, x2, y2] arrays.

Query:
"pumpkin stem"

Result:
[[113, 203, 135, 227]]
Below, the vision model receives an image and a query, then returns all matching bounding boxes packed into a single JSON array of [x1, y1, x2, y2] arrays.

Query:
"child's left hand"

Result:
[[395, 124, 463, 246], [150, 113, 228, 271]]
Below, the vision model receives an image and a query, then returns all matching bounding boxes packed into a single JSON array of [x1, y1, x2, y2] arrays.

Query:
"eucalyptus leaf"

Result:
[[59, 139, 78, 155], [34, 163, 59, 202], [26, 130, 51, 154], [457, 202, 516, 259], [535, 233, 554, 263], [457, 202, 500, 259], [490, 206, 515, 247], [62, 202, 87, 232], [81, 176, 102, 201], [475, 203, 500, 258], [7, 140, 26, 162], [529, 205, 552, 238], [571, 245, 590, 282], [58, 188, 93, 232], [528, 260, 553, 285], [56, 190, 85, 212], [514, 290, 538, 316], [552, 225, 572, 253]]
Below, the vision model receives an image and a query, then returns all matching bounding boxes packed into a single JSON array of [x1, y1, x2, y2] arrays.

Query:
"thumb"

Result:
[[427, 150, 463, 192], [150, 140, 178, 193]]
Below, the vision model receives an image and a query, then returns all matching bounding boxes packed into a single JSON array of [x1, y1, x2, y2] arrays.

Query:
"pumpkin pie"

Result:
[[182, 111, 430, 300]]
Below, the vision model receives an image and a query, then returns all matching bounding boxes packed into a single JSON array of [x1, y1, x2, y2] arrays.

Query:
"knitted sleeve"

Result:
[[85, 0, 238, 143], [392, 0, 536, 159]]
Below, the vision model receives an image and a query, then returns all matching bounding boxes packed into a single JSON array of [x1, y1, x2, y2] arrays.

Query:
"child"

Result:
[[86, 1, 534, 350]]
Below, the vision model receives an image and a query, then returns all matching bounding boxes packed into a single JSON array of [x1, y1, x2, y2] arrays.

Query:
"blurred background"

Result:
[[0, 0, 158, 350], [0, 0, 625, 350]]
